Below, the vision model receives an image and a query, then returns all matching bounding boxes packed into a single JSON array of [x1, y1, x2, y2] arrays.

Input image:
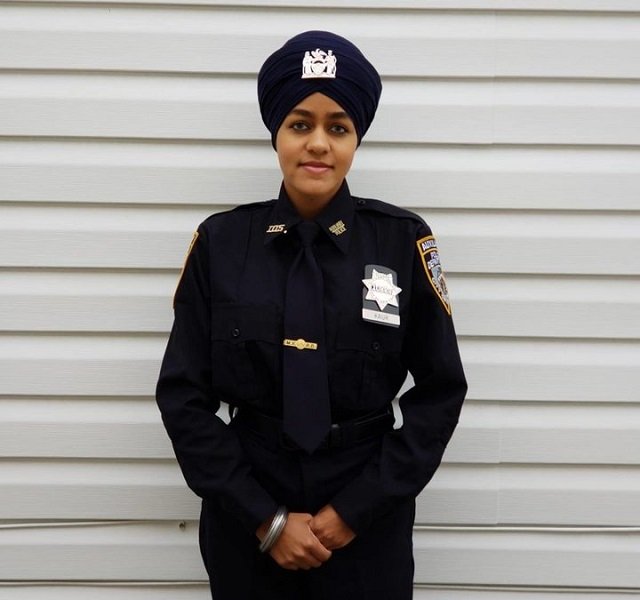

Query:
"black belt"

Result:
[[232, 406, 395, 451]]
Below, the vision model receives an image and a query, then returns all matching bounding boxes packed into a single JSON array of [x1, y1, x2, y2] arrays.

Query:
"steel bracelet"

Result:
[[259, 506, 289, 553]]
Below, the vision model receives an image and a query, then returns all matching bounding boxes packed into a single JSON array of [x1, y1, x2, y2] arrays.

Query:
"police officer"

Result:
[[156, 30, 467, 599]]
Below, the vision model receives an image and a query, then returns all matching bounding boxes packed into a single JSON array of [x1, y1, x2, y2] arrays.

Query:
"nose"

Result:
[[306, 128, 329, 154]]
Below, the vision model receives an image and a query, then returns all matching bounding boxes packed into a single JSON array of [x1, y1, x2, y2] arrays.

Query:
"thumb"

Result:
[[299, 512, 314, 524]]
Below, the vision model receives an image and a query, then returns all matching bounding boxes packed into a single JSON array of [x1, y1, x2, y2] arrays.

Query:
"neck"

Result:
[[284, 182, 343, 220], [293, 200, 329, 220]]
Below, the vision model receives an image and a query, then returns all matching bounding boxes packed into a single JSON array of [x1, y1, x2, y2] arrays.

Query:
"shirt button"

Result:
[[357, 199, 366, 206], [371, 341, 381, 351], [232, 328, 241, 338]]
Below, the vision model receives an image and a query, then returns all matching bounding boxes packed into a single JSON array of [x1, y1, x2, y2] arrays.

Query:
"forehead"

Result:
[[289, 92, 352, 119]]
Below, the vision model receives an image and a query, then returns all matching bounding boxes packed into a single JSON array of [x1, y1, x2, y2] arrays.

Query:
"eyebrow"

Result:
[[289, 108, 350, 120]]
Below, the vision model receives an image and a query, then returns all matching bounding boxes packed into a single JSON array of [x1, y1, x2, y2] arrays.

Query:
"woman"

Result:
[[156, 30, 467, 600]]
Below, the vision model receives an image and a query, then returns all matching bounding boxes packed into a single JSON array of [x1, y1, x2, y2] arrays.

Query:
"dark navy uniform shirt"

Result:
[[156, 181, 467, 537]]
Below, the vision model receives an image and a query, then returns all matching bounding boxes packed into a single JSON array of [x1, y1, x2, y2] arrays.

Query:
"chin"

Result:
[[297, 181, 339, 201]]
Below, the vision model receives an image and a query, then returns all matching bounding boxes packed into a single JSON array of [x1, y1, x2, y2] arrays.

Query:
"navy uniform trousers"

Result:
[[200, 420, 415, 600]]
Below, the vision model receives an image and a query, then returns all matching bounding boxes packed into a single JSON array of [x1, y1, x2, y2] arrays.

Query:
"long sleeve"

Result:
[[156, 225, 279, 534], [329, 223, 467, 535]]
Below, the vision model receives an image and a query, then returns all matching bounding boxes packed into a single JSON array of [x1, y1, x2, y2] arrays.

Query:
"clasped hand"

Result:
[[255, 504, 356, 570]]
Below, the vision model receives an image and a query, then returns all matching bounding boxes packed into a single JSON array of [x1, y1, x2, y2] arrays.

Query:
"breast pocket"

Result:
[[330, 318, 405, 412], [210, 303, 281, 406]]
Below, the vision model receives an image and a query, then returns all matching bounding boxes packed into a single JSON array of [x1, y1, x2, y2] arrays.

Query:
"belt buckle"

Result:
[[328, 423, 343, 448]]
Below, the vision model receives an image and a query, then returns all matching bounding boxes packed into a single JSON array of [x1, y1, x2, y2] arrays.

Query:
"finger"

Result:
[[274, 556, 298, 570], [323, 539, 338, 551], [315, 531, 333, 548], [300, 556, 322, 569], [309, 539, 332, 562], [287, 550, 321, 570], [329, 539, 346, 550], [308, 522, 323, 538]]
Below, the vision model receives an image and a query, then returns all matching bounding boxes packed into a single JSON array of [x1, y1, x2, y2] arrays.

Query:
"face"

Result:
[[275, 92, 358, 219]]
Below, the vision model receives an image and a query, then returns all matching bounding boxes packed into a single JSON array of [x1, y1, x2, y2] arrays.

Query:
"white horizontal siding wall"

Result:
[[1, 2, 639, 599]]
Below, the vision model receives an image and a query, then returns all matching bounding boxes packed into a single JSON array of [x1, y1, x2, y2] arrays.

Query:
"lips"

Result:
[[300, 161, 332, 175]]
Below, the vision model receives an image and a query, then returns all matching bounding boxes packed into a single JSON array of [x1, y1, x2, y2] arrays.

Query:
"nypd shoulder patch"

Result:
[[173, 230, 199, 308], [416, 235, 451, 315]]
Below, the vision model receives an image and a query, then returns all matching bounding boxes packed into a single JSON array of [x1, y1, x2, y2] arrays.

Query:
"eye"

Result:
[[330, 123, 349, 135], [291, 121, 310, 132]]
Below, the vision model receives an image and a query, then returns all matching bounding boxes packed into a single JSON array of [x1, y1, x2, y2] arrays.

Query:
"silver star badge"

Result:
[[362, 269, 402, 311]]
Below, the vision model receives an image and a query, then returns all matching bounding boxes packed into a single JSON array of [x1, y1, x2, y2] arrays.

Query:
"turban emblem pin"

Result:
[[301, 49, 337, 79]]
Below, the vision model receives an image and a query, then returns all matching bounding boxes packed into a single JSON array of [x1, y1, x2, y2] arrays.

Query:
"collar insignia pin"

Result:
[[329, 220, 347, 236], [302, 49, 337, 79], [266, 224, 286, 234]]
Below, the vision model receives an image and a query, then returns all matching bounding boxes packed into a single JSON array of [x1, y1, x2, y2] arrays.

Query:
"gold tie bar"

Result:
[[283, 338, 318, 351]]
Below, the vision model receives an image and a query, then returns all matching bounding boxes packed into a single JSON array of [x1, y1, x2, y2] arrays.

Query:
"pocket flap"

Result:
[[335, 319, 402, 355], [211, 303, 281, 344]]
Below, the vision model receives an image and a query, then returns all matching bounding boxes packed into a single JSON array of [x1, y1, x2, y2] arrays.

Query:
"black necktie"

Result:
[[282, 221, 331, 453]]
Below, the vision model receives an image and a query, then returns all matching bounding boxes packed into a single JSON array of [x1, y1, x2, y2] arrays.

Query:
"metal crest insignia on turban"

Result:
[[301, 49, 337, 79]]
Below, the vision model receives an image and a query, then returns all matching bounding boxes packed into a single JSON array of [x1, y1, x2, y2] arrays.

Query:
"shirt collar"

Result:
[[263, 180, 354, 254], [263, 185, 302, 245]]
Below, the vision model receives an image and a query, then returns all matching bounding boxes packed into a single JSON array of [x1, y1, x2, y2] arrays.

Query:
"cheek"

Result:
[[275, 129, 291, 168], [276, 144, 293, 173], [339, 145, 357, 172]]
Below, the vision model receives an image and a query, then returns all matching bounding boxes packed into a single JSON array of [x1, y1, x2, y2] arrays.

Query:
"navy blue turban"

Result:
[[257, 31, 382, 149]]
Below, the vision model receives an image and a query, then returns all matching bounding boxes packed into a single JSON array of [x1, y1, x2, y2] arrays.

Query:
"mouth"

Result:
[[300, 161, 333, 175]]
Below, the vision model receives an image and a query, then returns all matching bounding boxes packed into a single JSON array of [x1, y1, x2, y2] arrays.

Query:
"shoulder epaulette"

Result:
[[201, 200, 275, 226], [353, 197, 425, 224], [231, 199, 276, 212]]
